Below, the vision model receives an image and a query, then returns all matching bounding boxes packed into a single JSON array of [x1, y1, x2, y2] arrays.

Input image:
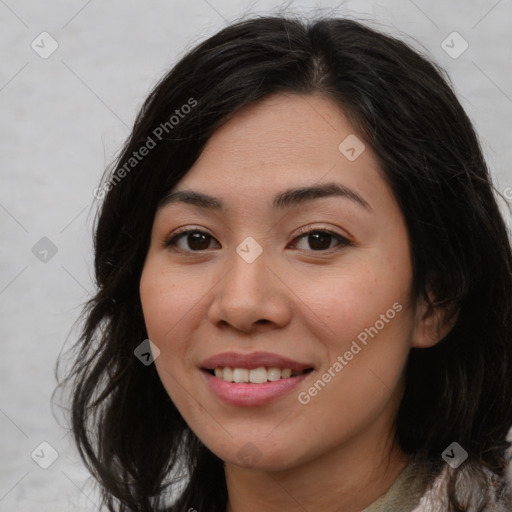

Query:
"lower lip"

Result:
[[202, 370, 311, 407]]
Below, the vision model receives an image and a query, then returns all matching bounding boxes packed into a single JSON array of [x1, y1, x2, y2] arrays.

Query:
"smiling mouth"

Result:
[[203, 367, 314, 384]]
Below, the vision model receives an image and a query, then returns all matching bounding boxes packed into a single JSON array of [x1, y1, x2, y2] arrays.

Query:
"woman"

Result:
[[62, 15, 512, 512]]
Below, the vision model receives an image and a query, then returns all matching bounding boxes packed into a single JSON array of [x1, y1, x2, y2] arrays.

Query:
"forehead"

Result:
[[165, 93, 393, 215], [197, 93, 355, 169]]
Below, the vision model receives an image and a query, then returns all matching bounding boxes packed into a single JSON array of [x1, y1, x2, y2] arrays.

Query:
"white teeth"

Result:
[[222, 367, 233, 381], [281, 368, 292, 379], [233, 368, 249, 383], [212, 366, 303, 383], [267, 367, 281, 381], [249, 367, 267, 384]]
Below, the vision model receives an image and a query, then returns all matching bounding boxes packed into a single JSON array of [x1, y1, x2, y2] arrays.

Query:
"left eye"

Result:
[[290, 230, 350, 251]]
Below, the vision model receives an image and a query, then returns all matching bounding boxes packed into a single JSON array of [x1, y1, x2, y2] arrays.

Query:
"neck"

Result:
[[224, 426, 408, 512]]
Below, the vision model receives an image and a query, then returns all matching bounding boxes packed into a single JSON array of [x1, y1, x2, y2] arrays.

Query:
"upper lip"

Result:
[[200, 351, 313, 371]]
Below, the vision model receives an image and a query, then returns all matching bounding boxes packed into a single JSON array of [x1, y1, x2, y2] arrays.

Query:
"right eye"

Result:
[[164, 229, 221, 252]]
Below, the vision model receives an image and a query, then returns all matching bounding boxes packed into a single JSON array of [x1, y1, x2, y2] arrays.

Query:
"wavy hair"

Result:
[[58, 15, 512, 511]]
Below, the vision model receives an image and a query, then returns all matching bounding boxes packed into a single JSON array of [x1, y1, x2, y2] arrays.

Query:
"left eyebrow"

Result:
[[157, 182, 372, 211], [272, 182, 372, 211]]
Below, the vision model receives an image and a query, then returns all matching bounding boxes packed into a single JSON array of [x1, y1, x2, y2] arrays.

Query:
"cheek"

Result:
[[141, 254, 205, 319], [139, 260, 200, 354], [294, 259, 412, 345], [139, 260, 203, 411], [290, 246, 415, 402]]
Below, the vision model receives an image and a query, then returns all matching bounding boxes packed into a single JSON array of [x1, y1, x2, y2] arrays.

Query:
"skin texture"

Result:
[[139, 93, 454, 512]]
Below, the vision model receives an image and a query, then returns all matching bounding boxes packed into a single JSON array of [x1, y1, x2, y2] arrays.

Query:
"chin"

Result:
[[211, 438, 307, 472]]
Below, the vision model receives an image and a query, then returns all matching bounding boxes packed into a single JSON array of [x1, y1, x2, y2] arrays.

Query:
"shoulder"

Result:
[[412, 464, 512, 512]]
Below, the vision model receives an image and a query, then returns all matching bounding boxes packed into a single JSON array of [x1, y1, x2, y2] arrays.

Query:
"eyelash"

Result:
[[163, 226, 352, 254]]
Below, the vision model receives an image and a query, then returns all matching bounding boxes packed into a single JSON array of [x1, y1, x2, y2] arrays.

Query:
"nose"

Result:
[[207, 244, 292, 334]]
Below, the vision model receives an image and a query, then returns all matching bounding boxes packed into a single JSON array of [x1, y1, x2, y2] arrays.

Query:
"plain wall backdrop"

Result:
[[1, 0, 511, 510]]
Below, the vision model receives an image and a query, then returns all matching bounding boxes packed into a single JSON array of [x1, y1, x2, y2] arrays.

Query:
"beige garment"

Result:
[[360, 460, 425, 512], [360, 460, 512, 512]]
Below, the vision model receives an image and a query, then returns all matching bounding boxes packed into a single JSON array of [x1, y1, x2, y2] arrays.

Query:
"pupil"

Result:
[[309, 232, 331, 250], [188, 232, 209, 250]]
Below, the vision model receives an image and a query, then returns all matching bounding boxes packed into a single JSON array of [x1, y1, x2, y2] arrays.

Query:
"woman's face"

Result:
[[140, 93, 434, 471]]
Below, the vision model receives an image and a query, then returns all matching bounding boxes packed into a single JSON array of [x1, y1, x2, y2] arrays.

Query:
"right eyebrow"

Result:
[[157, 190, 223, 210]]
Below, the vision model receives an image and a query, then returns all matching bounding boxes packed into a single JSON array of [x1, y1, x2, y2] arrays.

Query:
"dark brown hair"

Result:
[[58, 15, 512, 511]]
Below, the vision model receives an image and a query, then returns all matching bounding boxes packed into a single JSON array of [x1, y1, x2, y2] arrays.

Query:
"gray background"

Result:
[[1, 0, 511, 510]]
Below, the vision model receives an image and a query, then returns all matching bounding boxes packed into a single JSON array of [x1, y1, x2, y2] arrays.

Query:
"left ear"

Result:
[[411, 295, 459, 349]]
